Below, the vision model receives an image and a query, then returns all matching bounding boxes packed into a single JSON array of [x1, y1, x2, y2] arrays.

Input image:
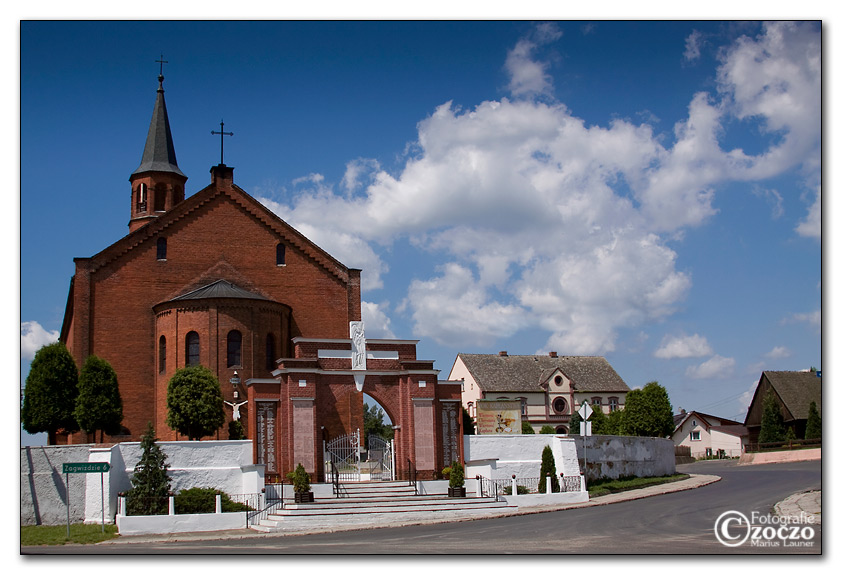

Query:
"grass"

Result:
[[21, 523, 119, 546], [588, 473, 689, 498]]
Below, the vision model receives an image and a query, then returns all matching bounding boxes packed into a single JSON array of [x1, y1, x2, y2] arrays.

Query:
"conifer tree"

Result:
[[522, 420, 535, 434], [126, 423, 171, 516], [74, 355, 123, 442], [758, 389, 786, 444], [569, 410, 581, 435], [804, 401, 821, 440], [22, 342, 79, 444], [538, 445, 559, 493]]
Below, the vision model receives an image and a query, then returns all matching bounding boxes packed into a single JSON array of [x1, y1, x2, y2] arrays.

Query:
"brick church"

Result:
[[58, 69, 463, 481]]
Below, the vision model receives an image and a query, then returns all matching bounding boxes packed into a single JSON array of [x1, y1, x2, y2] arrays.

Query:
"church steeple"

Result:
[[128, 60, 188, 233]]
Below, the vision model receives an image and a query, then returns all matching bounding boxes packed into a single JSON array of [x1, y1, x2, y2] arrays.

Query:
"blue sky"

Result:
[[17, 19, 823, 445]]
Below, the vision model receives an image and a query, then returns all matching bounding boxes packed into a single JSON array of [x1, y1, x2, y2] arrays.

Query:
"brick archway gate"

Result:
[[245, 327, 464, 483]]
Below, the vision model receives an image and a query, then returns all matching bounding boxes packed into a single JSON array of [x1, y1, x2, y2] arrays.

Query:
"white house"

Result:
[[449, 352, 630, 434], [672, 409, 747, 458]]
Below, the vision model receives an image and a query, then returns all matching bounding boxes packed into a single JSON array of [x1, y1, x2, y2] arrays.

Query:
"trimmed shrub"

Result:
[[174, 487, 253, 514], [539, 425, 556, 434]]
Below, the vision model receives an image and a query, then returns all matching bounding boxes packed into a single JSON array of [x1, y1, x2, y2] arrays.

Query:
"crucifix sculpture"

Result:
[[211, 120, 233, 165]]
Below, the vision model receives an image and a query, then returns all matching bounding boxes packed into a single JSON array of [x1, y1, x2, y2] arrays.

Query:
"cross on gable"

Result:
[[210, 120, 234, 165]]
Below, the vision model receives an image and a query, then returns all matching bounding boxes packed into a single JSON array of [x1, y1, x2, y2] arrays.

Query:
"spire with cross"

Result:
[[155, 54, 168, 90], [211, 120, 233, 165]]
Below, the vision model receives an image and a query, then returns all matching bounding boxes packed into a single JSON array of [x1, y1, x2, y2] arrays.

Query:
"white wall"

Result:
[[464, 435, 581, 479]]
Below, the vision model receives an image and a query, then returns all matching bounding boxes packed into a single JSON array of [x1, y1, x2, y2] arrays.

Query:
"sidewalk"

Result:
[[101, 474, 722, 545], [774, 490, 822, 525]]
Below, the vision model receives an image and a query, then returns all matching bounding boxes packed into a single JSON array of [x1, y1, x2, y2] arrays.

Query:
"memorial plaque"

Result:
[[441, 402, 460, 466], [256, 402, 277, 473]]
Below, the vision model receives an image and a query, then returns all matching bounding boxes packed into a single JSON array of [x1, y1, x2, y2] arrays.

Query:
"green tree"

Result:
[[363, 402, 393, 444], [604, 408, 626, 435], [74, 355, 123, 442], [622, 381, 674, 437], [228, 419, 245, 440], [537, 445, 559, 493], [569, 410, 581, 435], [539, 424, 556, 434], [588, 405, 608, 434], [804, 401, 821, 440], [462, 406, 475, 435], [21, 342, 80, 444], [522, 420, 535, 434], [126, 423, 171, 516], [166, 366, 225, 440], [758, 389, 786, 444]]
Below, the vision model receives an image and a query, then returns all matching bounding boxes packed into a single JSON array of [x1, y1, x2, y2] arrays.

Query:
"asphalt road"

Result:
[[24, 459, 821, 555]]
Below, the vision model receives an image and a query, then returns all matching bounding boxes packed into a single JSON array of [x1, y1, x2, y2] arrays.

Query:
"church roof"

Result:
[[131, 74, 185, 178], [456, 353, 630, 394], [167, 279, 271, 302]]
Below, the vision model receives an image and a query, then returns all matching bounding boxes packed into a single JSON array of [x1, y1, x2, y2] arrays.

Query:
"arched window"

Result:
[[158, 336, 166, 373], [154, 183, 167, 211], [186, 331, 200, 366], [265, 333, 276, 372], [157, 237, 167, 260], [276, 243, 286, 266], [555, 426, 568, 434], [137, 183, 148, 211], [227, 330, 242, 368]]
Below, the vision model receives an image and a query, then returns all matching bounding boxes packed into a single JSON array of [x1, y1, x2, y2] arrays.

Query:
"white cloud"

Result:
[[21, 321, 59, 361], [252, 23, 818, 355], [786, 309, 821, 330], [361, 301, 396, 339], [504, 23, 562, 99], [686, 355, 736, 380], [765, 346, 792, 359], [752, 186, 784, 219], [683, 30, 704, 62], [654, 333, 713, 359], [795, 185, 821, 239]]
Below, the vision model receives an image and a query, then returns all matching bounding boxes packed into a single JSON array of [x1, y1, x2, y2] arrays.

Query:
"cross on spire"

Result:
[[155, 54, 168, 77], [211, 120, 234, 165]]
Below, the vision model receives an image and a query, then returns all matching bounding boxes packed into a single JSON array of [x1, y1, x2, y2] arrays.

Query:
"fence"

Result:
[[478, 474, 582, 496], [118, 491, 259, 516], [745, 438, 821, 453]]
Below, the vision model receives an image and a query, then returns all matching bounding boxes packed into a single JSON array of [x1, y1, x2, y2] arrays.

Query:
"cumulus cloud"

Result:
[[786, 309, 821, 330], [795, 185, 821, 239], [654, 334, 714, 359], [252, 23, 819, 355], [361, 301, 396, 339], [21, 321, 59, 361], [686, 355, 736, 379]]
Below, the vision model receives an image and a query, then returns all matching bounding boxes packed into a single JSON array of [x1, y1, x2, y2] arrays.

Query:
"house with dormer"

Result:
[[449, 352, 631, 434]]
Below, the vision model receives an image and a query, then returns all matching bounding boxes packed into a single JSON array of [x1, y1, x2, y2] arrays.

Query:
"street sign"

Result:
[[580, 420, 592, 437], [578, 402, 593, 421], [63, 462, 111, 474]]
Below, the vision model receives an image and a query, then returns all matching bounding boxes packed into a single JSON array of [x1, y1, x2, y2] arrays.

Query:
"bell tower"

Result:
[[128, 59, 187, 233]]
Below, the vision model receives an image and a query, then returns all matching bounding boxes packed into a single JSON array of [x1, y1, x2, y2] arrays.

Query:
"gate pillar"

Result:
[[412, 398, 436, 477], [291, 397, 316, 476]]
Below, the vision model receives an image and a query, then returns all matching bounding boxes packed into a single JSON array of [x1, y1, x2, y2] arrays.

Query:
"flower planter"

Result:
[[294, 491, 315, 503], [448, 486, 466, 498]]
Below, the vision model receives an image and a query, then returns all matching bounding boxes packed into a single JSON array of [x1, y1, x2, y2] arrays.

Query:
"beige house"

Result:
[[672, 409, 747, 458], [449, 352, 631, 434]]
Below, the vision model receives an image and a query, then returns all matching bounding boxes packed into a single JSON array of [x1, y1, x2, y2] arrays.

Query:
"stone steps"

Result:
[[250, 481, 516, 532]]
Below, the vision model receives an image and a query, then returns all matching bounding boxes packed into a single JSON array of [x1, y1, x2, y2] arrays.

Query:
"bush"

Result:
[[539, 425, 556, 434], [449, 460, 465, 488], [174, 487, 253, 514], [286, 463, 311, 493], [228, 420, 245, 440], [503, 485, 530, 495], [522, 421, 535, 434]]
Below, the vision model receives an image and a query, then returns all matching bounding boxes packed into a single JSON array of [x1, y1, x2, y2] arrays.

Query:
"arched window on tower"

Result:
[[227, 330, 242, 368], [276, 243, 286, 266], [158, 336, 166, 373], [186, 331, 200, 366], [137, 183, 148, 212], [265, 333, 276, 372], [154, 183, 167, 212], [157, 237, 167, 261]]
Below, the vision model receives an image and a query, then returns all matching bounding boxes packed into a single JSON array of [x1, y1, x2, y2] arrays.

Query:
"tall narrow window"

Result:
[[154, 183, 167, 212], [137, 183, 148, 212], [265, 333, 276, 372], [186, 331, 200, 366], [158, 336, 166, 373], [157, 237, 167, 260], [276, 243, 286, 266], [227, 330, 242, 368]]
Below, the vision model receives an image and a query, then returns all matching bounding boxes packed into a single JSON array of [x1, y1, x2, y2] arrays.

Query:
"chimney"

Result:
[[549, 351, 558, 358], [498, 351, 508, 357]]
